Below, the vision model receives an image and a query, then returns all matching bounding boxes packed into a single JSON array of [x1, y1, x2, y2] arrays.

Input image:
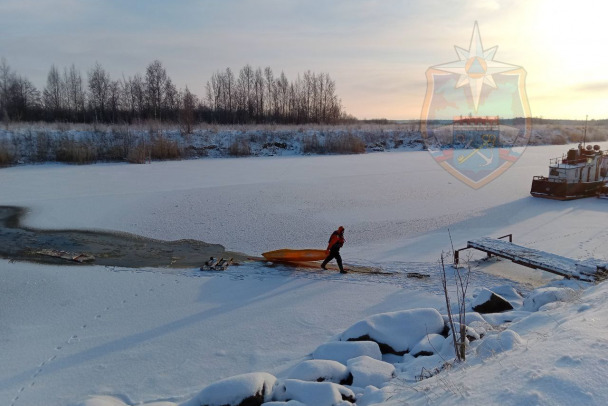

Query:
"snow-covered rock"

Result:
[[288, 359, 350, 384], [471, 287, 514, 313], [410, 333, 446, 357], [395, 353, 449, 382], [186, 372, 277, 406], [273, 379, 355, 406], [489, 285, 524, 308], [523, 287, 578, 311], [356, 385, 388, 406], [339, 308, 445, 354], [480, 310, 530, 326], [346, 355, 396, 388], [440, 332, 468, 358], [468, 320, 489, 338], [144, 403, 179, 406], [461, 311, 489, 325], [262, 401, 306, 406], [313, 341, 382, 365], [76, 396, 129, 406], [76, 398, 179, 406], [446, 322, 481, 342], [476, 329, 523, 359]]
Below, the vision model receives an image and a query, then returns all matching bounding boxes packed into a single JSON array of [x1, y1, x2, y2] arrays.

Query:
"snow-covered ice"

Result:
[[2, 144, 608, 405]]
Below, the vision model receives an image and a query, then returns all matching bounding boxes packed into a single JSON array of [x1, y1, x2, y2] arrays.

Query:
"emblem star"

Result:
[[433, 22, 518, 112]]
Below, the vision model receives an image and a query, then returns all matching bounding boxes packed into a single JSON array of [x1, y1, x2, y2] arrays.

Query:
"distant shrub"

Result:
[[586, 127, 608, 142], [127, 141, 149, 164], [325, 133, 366, 154], [35, 132, 51, 162], [55, 137, 97, 164], [228, 139, 251, 156], [302, 134, 322, 154], [0, 142, 14, 166], [55, 121, 72, 132], [97, 127, 137, 161], [149, 134, 181, 160], [549, 134, 567, 145]]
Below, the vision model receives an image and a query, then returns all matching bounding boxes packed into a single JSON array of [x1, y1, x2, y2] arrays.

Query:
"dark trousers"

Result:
[[322, 248, 343, 272]]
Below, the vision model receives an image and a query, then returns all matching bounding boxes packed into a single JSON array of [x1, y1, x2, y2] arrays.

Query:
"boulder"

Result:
[[288, 359, 351, 384], [191, 372, 277, 406], [410, 334, 446, 357], [313, 341, 382, 365], [472, 288, 514, 314], [346, 355, 396, 388], [446, 322, 481, 342], [76, 397, 128, 406], [523, 287, 577, 311], [340, 308, 445, 354], [476, 329, 523, 359], [480, 310, 530, 327], [273, 379, 355, 406], [490, 285, 524, 308]]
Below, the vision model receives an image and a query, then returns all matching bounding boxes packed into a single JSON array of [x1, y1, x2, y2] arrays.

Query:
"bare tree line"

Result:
[[205, 66, 343, 124], [0, 57, 348, 128]]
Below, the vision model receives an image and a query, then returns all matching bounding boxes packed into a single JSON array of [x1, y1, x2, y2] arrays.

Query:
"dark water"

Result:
[[0, 206, 247, 268]]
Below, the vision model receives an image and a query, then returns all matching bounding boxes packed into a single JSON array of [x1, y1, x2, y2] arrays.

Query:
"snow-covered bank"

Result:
[[0, 124, 426, 165], [0, 261, 441, 406], [2, 145, 608, 405], [1, 121, 602, 165]]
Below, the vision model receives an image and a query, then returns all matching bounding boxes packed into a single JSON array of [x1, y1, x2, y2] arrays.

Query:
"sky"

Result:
[[1, 0, 607, 120]]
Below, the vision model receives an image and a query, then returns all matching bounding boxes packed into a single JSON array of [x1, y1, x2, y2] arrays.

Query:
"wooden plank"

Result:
[[466, 237, 606, 282]]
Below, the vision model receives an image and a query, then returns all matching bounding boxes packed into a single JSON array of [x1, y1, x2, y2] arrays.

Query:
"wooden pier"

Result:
[[455, 234, 608, 282]]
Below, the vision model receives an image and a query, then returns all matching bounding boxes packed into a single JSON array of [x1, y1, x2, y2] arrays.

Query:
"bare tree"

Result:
[[43, 64, 64, 119], [0, 57, 13, 121], [264, 66, 275, 120], [206, 71, 222, 113], [237, 64, 254, 121], [88, 62, 110, 122], [9, 75, 41, 121], [145, 60, 167, 121], [162, 77, 178, 121], [276, 71, 289, 119], [180, 86, 197, 134], [107, 80, 121, 123], [131, 73, 145, 122], [224, 67, 234, 120], [64, 64, 85, 122], [254, 67, 264, 121]]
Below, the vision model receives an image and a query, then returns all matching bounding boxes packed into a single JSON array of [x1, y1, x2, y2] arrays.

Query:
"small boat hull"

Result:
[[262, 249, 328, 262], [530, 177, 605, 200]]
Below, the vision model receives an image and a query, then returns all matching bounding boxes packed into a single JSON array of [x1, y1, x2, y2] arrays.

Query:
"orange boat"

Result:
[[262, 249, 328, 262]]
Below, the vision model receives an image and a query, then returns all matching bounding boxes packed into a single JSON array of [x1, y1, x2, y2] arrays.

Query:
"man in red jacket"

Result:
[[321, 226, 346, 273]]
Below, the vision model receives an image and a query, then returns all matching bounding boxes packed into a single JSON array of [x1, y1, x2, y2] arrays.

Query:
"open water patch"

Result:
[[0, 206, 247, 268]]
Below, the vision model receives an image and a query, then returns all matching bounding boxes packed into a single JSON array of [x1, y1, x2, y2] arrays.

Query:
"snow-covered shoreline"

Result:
[[1, 121, 603, 165], [2, 145, 608, 405]]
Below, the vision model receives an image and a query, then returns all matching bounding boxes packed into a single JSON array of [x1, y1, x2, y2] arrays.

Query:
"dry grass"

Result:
[[55, 137, 97, 164], [0, 142, 14, 166], [126, 142, 149, 164], [324, 133, 366, 154], [228, 139, 252, 156], [149, 134, 181, 160], [302, 134, 322, 154]]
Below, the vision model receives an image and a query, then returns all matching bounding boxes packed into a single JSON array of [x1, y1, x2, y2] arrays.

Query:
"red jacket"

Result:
[[327, 230, 345, 251]]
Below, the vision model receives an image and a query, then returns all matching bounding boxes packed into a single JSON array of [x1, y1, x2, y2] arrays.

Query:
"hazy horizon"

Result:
[[2, 0, 607, 121]]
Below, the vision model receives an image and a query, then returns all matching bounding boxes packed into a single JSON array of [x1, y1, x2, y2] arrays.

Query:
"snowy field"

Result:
[[1, 144, 608, 405]]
